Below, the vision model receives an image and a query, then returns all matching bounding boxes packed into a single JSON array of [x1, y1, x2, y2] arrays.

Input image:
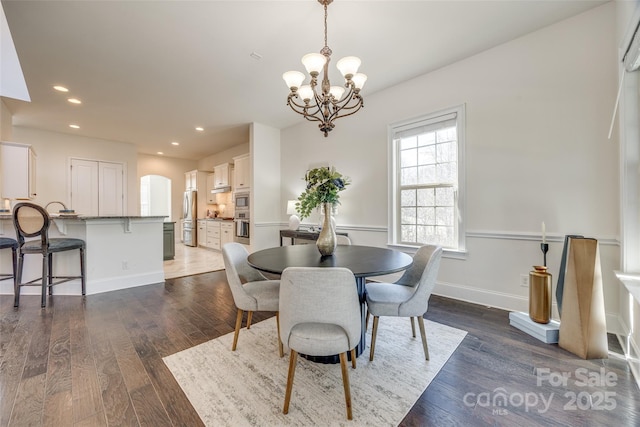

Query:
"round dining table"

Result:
[[247, 244, 413, 362]]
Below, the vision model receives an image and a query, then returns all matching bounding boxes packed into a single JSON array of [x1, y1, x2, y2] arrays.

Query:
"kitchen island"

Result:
[[0, 215, 166, 296]]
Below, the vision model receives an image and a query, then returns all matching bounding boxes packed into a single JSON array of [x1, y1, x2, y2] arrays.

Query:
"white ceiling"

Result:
[[1, 0, 607, 160]]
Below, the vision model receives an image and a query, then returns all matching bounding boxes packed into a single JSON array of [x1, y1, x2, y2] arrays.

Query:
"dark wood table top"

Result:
[[248, 244, 413, 278]]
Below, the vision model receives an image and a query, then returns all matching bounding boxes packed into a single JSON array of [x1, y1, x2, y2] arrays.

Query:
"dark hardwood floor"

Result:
[[1, 271, 638, 426]]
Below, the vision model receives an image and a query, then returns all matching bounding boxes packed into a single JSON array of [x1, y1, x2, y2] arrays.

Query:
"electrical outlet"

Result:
[[520, 274, 529, 287]]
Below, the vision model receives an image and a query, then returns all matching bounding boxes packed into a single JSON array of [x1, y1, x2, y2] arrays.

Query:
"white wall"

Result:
[[10, 126, 139, 214], [280, 3, 620, 329], [138, 153, 197, 239], [198, 142, 249, 172], [251, 122, 281, 251]]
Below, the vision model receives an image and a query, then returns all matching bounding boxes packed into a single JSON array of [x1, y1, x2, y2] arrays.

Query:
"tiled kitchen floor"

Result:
[[163, 243, 225, 280]]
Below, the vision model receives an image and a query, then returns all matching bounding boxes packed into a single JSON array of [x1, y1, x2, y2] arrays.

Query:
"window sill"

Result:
[[387, 243, 468, 260]]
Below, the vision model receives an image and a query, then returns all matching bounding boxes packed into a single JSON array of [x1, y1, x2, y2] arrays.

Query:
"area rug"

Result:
[[163, 316, 467, 426]]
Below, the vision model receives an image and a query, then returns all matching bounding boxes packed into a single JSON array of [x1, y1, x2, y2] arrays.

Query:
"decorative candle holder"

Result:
[[529, 265, 552, 324], [540, 243, 549, 267]]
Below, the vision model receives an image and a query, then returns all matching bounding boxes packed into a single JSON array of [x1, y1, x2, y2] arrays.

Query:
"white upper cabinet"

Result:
[[1, 142, 37, 200], [233, 154, 250, 192], [206, 173, 216, 204], [185, 170, 197, 191], [213, 163, 230, 188]]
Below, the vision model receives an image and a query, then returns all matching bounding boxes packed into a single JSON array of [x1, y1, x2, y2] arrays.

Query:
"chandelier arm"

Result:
[[327, 95, 364, 122], [287, 102, 325, 123], [287, 96, 326, 121], [332, 88, 357, 108]]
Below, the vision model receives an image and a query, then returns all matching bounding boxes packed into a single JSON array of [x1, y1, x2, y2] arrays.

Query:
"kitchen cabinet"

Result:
[[185, 170, 197, 191], [221, 222, 234, 247], [206, 173, 216, 204], [233, 154, 250, 192], [197, 220, 206, 247], [185, 170, 209, 218], [163, 222, 175, 260], [207, 220, 221, 250], [1, 142, 37, 200], [213, 163, 230, 188]]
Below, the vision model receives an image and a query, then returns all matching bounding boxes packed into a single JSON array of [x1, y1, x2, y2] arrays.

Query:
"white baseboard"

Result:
[[434, 280, 622, 334]]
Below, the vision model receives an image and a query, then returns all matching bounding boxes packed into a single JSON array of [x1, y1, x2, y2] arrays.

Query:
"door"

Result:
[[99, 162, 124, 215], [70, 158, 124, 215], [70, 159, 99, 215]]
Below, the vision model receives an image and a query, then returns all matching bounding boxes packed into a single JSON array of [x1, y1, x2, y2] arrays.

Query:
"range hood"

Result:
[[210, 186, 232, 194]]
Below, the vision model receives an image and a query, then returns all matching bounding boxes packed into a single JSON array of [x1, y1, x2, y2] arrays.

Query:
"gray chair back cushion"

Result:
[[222, 242, 269, 310], [280, 267, 361, 355], [398, 245, 442, 317]]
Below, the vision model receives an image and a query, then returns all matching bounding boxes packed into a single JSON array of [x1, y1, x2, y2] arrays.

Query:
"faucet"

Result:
[[45, 201, 69, 213]]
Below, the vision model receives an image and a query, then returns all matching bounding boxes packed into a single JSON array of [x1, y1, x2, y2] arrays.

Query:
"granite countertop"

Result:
[[204, 217, 234, 222]]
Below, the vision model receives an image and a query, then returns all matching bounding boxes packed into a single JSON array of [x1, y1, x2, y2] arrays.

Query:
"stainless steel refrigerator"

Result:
[[182, 190, 197, 246]]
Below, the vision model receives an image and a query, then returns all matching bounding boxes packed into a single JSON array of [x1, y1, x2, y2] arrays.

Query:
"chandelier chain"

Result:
[[324, 2, 328, 48]]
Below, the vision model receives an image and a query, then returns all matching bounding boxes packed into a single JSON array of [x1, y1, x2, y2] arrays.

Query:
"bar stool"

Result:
[[0, 237, 18, 291], [13, 202, 86, 308]]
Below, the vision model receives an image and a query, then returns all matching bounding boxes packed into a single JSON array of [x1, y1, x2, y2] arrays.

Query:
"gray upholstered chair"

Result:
[[13, 202, 86, 308], [280, 267, 361, 420], [336, 234, 352, 245], [365, 244, 442, 361], [0, 237, 18, 290], [222, 242, 283, 357]]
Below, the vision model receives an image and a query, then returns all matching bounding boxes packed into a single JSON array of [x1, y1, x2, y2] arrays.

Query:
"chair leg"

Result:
[[283, 349, 298, 414], [14, 253, 23, 308], [41, 254, 48, 308], [339, 352, 353, 420], [48, 253, 53, 296], [246, 311, 253, 329], [276, 312, 284, 357], [365, 308, 370, 330], [80, 247, 86, 296], [232, 308, 243, 351], [417, 316, 429, 360], [350, 348, 356, 369], [369, 316, 379, 361], [410, 317, 416, 338]]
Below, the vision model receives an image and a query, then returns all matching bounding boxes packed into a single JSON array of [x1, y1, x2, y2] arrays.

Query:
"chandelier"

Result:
[[282, 0, 367, 137]]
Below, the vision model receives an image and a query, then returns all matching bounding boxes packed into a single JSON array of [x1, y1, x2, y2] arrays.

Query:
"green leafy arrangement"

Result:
[[296, 166, 350, 219]]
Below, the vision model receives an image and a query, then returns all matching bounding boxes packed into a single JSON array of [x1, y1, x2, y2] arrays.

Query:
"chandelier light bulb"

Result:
[[301, 53, 326, 75], [336, 56, 361, 79], [298, 85, 314, 102], [283, 71, 306, 90], [329, 86, 345, 100], [352, 73, 368, 90]]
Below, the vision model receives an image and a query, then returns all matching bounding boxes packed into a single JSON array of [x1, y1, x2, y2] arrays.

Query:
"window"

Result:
[[389, 105, 465, 252]]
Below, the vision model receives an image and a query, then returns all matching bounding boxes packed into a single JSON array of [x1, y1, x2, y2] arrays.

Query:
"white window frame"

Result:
[[387, 104, 466, 257]]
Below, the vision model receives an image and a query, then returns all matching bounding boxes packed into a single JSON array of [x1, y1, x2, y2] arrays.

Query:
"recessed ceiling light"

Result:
[[171, 141, 180, 146], [157, 151, 164, 155], [53, 85, 69, 92], [195, 127, 204, 132], [67, 98, 82, 104], [69, 124, 80, 129]]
